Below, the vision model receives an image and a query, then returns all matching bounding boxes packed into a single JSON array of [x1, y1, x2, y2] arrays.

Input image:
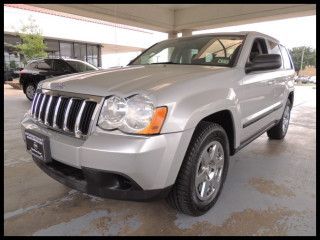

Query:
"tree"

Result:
[[289, 46, 316, 75], [16, 17, 47, 63]]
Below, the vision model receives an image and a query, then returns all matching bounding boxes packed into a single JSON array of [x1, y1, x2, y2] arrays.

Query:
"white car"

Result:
[[309, 76, 316, 83]]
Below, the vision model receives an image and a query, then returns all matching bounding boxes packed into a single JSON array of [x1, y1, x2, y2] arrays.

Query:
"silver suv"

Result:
[[21, 32, 295, 216]]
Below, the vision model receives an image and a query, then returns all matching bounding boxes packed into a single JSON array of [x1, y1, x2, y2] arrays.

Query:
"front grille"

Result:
[[31, 92, 98, 138]]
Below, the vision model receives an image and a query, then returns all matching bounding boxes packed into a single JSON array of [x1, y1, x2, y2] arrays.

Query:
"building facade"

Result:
[[4, 33, 102, 81]]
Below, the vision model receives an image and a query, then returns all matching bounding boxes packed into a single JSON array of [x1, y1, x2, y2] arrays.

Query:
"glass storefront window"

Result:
[[87, 44, 98, 67], [60, 42, 73, 59], [45, 40, 60, 58], [74, 43, 87, 62]]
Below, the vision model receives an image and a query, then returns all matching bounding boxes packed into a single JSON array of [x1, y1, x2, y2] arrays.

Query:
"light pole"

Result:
[[300, 46, 305, 75]]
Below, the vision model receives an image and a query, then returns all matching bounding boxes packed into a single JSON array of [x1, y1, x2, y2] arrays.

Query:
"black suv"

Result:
[[20, 58, 98, 100]]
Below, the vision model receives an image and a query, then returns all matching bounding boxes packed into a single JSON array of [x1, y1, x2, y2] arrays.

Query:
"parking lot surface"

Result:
[[4, 84, 316, 236]]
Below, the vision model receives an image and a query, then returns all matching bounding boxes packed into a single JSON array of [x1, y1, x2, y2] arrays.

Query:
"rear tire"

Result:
[[267, 99, 292, 140], [25, 83, 36, 101], [166, 122, 229, 216]]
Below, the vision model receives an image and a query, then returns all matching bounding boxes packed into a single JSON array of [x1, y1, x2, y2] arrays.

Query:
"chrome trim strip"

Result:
[[37, 94, 47, 122], [41, 89, 102, 102], [63, 98, 73, 132], [31, 93, 38, 114], [52, 97, 62, 128], [74, 100, 87, 138], [33, 93, 42, 118], [242, 101, 283, 128], [44, 95, 53, 125]]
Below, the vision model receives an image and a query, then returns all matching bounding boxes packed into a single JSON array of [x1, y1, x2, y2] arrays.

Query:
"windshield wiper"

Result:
[[150, 61, 179, 65]]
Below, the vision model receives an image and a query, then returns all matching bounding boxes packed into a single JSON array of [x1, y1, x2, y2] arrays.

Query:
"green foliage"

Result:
[[289, 46, 316, 74], [15, 17, 47, 63], [9, 60, 17, 69]]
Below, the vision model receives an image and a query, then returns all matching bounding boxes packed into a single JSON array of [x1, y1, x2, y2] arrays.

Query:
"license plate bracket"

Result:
[[25, 130, 51, 163]]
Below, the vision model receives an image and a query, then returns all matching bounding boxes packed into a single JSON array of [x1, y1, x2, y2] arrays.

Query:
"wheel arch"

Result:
[[288, 91, 294, 108], [197, 109, 237, 155]]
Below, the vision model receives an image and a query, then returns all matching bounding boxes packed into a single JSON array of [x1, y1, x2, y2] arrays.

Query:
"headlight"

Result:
[[98, 94, 167, 135], [98, 96, 127, 129], [121, 94, 154, 132]]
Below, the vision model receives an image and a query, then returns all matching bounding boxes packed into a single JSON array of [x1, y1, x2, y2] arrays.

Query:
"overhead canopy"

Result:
[[27, 4, 315, 34]]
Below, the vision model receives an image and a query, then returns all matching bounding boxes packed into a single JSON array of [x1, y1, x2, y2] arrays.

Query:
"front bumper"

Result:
[[32, 157, 172, 201], [21, 114, 194, 200]]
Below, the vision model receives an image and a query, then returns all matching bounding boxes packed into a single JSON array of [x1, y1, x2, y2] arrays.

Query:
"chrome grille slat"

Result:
[[31, 93, 39, 115], [74, 101, 87, 138], [44, 96, 53, 125], [33, 93, 42, 118], [63, 98, 74, 132], [37, 94, 47, 122], [31, 91, 98, 138], [52, 97, 62, 129]]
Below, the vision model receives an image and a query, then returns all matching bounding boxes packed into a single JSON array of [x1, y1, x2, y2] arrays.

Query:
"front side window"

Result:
[[130, 35, 244, 67], [247, 38, 268, 63]]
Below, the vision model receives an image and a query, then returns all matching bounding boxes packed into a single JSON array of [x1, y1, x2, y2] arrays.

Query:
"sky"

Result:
[[194, 15, 316, 50]]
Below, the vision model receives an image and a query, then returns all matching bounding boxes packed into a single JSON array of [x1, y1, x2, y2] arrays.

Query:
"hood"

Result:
[[41, 64, 230, 97]]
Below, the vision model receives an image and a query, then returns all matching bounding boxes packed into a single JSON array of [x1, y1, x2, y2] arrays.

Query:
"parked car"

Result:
[[297, 76, 310, 84], [19, 58, 98, 100], [4, 68, 21, 83], [309, 76, 316, 84], [21, 32, 295, 216]]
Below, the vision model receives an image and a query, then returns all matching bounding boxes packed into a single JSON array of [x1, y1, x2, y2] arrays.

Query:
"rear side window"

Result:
[[25, 61, 38, 70], [268, 41, 283, 68], [37, 59, 53, 70], [53, 60, 73, 72], [279, 45, 293, 70]]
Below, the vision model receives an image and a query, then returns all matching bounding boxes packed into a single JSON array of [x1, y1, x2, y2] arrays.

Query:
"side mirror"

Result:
[[245, 54, 282, 73]]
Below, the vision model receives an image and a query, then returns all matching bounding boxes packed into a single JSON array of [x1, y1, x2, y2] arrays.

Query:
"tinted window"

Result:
[[65, 60, 97, 72], [53, 60, 73, 72], [25, 61, 38, 70], [279, 45, 293, 69], [37, 60, 53, 70]]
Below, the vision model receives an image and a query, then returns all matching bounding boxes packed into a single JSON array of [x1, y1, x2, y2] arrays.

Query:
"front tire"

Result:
[[267, 99, 292, 140], [167, 122, 229, 216], [25, 83, 36, 101]]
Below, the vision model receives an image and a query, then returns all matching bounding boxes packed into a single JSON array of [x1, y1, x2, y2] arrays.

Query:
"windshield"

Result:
[[130, 35, 244, 67], [65, 60, 98, 72]]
